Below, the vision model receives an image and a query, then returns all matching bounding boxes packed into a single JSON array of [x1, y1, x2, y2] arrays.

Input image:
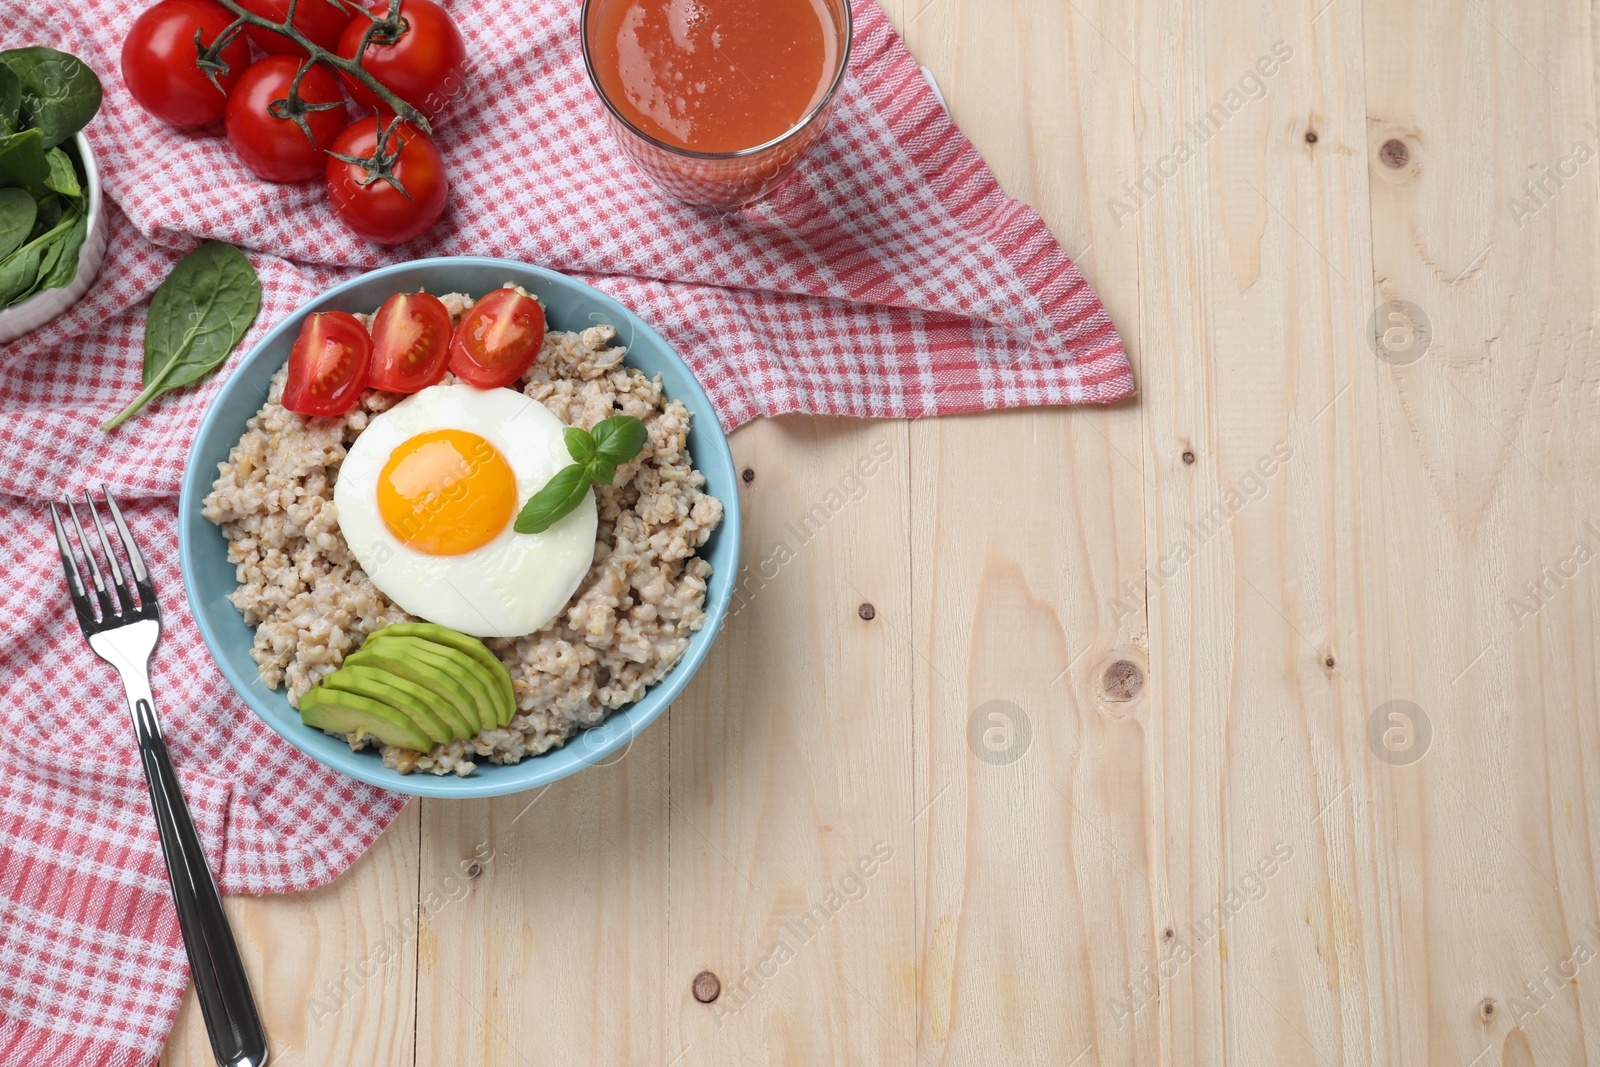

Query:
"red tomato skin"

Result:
[[237, 0, 354, 54], [335, 0, 468, 120], [324, 118, 449, 244], [225, 58, 348, 183], [368, 291, 453, 392], [282, 311, 373, 416], [448, 290, 546, 389], [122, 0, 252, 127]]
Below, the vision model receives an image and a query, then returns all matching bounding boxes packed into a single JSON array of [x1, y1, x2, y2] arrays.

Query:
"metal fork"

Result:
[[51, 488, 268, 1067]]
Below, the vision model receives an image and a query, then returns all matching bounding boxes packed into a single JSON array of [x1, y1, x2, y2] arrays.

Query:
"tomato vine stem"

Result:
[[198, 0, 433, 135], [325, 112, 417, 200]]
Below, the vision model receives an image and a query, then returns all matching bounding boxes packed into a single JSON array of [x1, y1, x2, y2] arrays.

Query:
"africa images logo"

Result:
[[1107, 41, 1294, 228]]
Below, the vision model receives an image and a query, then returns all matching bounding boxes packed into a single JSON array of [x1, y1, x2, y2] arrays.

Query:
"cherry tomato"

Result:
[[325, 117, 449, 244], [368, 292, 453, 392], [122, 0, 252, 127], [448, 290, 545, 390], [336, 0, 467, 121], [282, 311, 372, 416], [225, 58, 348, 183], [237, 0, 354, 54]]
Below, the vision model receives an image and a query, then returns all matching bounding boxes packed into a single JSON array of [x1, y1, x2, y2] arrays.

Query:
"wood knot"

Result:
[[858, 602, 876, 621], [741, 467, 755, 483], [1102, 660, 1144, 701], [1163, 927, 1176, 941], [1324, 656, 1336, 670], [1304, 130, 1318, 144], [464, 862, 482, 880], [1479, 997, 1496, 1022], [1181, 449, 1196, 465], [693, 971, 721, 1003], [1380, 139, 1410, 168]]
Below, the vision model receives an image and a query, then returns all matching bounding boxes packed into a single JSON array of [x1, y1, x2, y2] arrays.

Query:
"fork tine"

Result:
[[85, 491, 136, 614], [101, 486, 149, 584], [64, 498, 108, 600], [49, 502, 89, 605]]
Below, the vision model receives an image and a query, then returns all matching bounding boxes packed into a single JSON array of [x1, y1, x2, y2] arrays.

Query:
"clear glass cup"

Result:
[[580, 0, 854, 210]]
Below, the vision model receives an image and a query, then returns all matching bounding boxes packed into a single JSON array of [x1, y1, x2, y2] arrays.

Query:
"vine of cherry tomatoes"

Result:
[[121, 0, 466, 244]]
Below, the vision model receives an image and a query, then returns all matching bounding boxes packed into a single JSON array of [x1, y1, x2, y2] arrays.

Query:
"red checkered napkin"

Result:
[[0, 0, 1131, 1062]]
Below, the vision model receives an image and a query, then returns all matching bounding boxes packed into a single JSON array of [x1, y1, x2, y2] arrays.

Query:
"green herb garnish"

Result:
[[102, 242, 261, 432], [515, 415, 649, 534]]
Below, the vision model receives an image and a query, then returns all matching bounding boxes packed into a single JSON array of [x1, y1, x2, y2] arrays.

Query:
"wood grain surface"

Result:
[[162, 0, 1600, 1063]]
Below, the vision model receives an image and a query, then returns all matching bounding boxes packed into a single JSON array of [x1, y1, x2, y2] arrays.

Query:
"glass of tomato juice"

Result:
[[581, 0, 854, 209]]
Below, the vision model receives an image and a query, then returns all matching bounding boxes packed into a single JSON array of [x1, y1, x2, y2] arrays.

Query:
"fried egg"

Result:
[[334, 384, 598, 638]]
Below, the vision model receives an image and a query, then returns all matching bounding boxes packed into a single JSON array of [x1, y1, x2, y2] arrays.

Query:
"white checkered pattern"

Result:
[[0, 0, 1131, 1061]]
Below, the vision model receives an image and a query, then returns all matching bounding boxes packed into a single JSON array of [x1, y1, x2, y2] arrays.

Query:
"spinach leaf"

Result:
[[42, 147, 79, 200], [0, 187, 35, 260], [0, 128, 48, 190], [102, 242, 261, 432], [0, 64, 19, 135], [0, 48, 102, 149], [32, 190, 60, 236], [0, 205, 77, 308], [28, 222, 66, 286], [32, 208, 85, 294], [0, 244, 40, 307], [514, 464, 594, 535], [19, 204, 82, 302]]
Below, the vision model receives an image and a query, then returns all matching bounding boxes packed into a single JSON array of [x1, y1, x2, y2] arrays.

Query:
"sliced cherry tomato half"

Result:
[[368, 291, 452, 393], [447, 289, 546, 390], [282, 311, 372, 416]]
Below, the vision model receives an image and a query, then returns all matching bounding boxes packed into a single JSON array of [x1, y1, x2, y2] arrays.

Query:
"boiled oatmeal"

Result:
[[202, 292, 723, 775]]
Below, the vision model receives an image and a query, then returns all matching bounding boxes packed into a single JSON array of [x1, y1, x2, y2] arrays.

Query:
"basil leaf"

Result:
[[0, 128, 48, 190], [590, 415, 647, 465], [0, 48, 102, 149], [102, 242, 261, 432], [513, 463, 593, 535], [588, 457, 616, 486], [564, 426, 596, 465], [0, 187, 36, 261], [0, 64, 19, 135], [42, 147, 79, 200]]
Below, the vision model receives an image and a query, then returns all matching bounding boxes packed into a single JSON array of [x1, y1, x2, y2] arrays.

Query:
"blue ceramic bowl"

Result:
[[179, 258, 740, 799]]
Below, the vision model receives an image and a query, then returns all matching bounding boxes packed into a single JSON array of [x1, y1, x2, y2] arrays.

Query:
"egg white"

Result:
[[333, 384, 598, 639]]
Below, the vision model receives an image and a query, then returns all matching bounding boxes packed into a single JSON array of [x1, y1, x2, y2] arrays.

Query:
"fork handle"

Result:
[[128, 692, 269, 1067]]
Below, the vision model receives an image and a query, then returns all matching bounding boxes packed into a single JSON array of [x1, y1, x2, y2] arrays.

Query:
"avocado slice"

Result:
[[361, 634, 499, 734], [346, 641, 480, 738], [321, 664, 462, 745], [300, 686, 432, 753], [375, 623, 517, 726]]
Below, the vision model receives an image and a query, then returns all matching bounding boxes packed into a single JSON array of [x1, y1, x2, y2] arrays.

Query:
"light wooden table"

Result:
[[164, 1, 1600, 1063]]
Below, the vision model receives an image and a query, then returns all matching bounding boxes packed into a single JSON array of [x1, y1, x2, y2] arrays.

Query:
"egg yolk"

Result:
[[377, 430, 517, 556]]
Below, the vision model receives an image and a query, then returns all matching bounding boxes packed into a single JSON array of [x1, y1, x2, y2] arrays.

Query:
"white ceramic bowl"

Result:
[[0, 131, 109, 345]]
